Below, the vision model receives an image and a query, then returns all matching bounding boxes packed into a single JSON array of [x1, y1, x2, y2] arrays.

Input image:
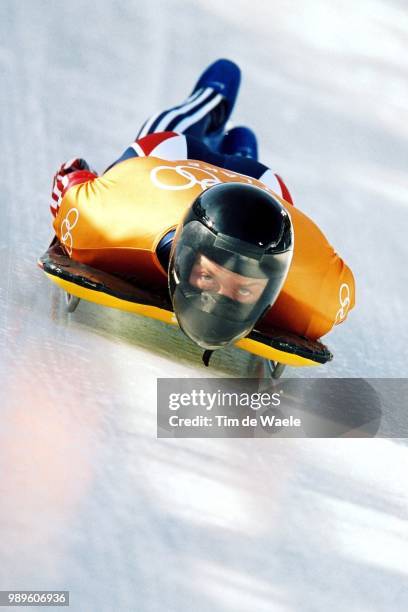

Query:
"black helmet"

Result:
[[169, 183, 293, 349]]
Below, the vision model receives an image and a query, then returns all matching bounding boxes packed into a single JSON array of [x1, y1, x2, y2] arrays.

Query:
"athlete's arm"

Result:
[[50, 158, 98, 218]]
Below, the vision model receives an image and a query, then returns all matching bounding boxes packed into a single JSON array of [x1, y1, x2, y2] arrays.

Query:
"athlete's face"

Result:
[[189, 254, 267, 304]]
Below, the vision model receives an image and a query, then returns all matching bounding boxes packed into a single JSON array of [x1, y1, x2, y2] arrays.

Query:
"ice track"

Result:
[[1, 1, 408, 610]]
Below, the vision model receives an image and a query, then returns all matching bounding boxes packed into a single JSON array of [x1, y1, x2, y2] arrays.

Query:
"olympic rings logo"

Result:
[[335, 283, 351, 323], [60, 208, 79, 256], [150, 164, 222, 191]]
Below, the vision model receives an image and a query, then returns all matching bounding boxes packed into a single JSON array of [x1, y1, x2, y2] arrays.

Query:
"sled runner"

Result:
[[38, 240, 333, 376]]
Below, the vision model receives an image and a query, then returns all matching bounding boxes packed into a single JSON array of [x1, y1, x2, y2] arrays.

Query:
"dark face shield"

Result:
[[172, 289, 255, 349], [169, 222, 293, 349]]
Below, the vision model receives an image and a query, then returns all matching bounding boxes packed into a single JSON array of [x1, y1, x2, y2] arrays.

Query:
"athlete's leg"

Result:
[[220, 126, 258, 161], [106, 60, 240, 172], [136, 87, 223, 141], [184, 135, 274, 187], [136, 59, 241, 145], [184, 135, 294, 204], [107, 128, 286, 196]]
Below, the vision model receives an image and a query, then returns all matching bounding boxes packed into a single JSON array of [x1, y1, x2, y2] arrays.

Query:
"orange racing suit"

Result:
[[51, 135, 355, 341]]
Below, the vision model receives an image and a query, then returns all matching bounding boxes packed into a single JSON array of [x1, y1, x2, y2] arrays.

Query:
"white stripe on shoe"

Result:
[[174, 93, 223, 133], [137, 89, 204, 138], [153, 87, 215, 133]]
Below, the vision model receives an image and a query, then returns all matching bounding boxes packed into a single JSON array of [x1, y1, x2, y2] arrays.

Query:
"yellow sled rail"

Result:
[[38, 242, 332, 368]]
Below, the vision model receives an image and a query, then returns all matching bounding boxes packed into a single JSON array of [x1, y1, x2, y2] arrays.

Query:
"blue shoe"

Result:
[[220, 126, 258, 161], [191, 59, 241, 150]]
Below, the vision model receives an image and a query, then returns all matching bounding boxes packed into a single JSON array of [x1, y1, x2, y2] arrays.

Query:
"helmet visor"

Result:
[[170, 222, 292, 349]]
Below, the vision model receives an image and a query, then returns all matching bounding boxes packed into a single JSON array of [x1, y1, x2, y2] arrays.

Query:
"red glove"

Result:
[[50, 158, 98, 217]]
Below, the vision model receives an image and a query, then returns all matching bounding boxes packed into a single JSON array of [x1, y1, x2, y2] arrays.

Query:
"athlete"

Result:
[[48, 59, 355, 350]]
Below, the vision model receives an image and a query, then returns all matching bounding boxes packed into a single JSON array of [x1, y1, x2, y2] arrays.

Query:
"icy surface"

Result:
[[1, 1, 408, 610]]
